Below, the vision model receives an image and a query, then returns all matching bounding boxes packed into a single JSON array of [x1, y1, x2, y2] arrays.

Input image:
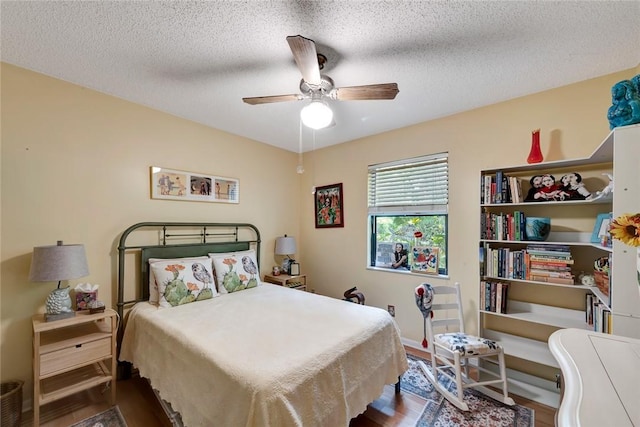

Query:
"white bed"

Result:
[[116, 222, 408, 427]]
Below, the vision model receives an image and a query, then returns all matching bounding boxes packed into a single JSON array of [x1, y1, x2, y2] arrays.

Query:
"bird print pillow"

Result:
[[151, 259, 218, 308], [209, 250, 261, 294], [148, 256, 210, 305]]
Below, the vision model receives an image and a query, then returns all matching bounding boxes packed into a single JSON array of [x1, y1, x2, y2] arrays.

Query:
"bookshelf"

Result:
[[478, 124, 640, 408]]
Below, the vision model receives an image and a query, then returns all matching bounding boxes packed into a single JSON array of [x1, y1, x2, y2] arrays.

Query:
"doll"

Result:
[[533, 174, 570, 201], [560, 172, 592, 200]]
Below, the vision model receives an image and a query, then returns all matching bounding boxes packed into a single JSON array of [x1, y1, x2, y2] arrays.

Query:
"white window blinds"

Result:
[[368, 153, 448, 215]]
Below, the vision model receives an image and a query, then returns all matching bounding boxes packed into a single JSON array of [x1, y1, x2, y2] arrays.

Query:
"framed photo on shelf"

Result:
[[410, 246, 439, 274], [591, 212, 612, 244], [150, 166, 239, 204], [289, 262, 300, 276], [314, 183, 344, 228]]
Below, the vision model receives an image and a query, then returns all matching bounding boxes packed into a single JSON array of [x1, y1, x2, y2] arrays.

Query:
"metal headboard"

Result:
[[116, 222, 261, 322]]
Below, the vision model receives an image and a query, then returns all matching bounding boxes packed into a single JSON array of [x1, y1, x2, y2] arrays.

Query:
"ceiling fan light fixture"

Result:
[[300, 100, 333, 130]]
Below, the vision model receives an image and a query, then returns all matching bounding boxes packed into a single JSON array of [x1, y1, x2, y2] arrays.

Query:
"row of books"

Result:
[[586, 293, 611, 333], [481, 171, 524, 204], [480, 281, 509, 314], [480, 244, 575, 285], [480, 211, 528, 241]]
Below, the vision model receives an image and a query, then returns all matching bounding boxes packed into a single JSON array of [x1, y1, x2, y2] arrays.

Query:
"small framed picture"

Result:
[[314, 183, 344, 228], [410, 246, 439, 275], [289, 262, 300, 276], [591, 213, 612, 244]]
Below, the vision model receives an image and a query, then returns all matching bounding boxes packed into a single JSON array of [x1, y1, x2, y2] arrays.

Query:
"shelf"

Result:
[[483, 276, 586, 289], [40, 362, 112, 405], [481, 130, 613, 174], [482, 329, 559, 368], [482, 301, 589, 330], [482, 232, 612, 249], [481, 195, 613, 208]]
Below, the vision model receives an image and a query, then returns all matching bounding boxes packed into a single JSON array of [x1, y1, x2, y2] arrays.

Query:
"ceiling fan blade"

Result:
[[243, 94, 303, 105], [335, 83, 399, 101], [286, 35, 322, 85]]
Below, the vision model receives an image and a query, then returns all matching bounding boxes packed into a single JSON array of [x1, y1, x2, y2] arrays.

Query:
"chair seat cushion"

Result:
[[435, 332, 500, 355]]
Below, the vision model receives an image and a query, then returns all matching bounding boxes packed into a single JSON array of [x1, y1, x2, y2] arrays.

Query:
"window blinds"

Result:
[[368, 153, 448, 215]]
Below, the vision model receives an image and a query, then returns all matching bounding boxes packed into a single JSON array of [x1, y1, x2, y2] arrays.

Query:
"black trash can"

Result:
[[0, 380, 23, 427]]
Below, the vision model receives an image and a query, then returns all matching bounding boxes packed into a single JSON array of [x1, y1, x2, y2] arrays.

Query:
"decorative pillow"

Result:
[[150, 258, 217, 307], [209, 250, 260, 294], [148, 256, 210, 304]]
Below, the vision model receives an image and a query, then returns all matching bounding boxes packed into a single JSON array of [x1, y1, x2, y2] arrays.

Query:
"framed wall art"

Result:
[[314, 183, 344, 228], [150, 167, 239, 203]]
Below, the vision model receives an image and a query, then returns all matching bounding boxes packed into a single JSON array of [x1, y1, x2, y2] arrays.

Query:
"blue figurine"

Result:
[[607, 74, 640, 130]]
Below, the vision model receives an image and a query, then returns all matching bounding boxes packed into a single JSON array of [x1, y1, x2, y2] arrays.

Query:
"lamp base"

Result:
[[45, 311, 76, 322]]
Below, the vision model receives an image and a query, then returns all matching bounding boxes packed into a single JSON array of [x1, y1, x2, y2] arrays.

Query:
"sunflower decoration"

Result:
[[609, 213, 640, 247]]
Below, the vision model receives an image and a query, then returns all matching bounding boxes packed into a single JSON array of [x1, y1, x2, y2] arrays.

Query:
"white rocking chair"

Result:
[[415, 282, 515, 411]]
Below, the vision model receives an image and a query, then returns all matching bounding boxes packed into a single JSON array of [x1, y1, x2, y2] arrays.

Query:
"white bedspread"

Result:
[[120, 283, 408, 427]]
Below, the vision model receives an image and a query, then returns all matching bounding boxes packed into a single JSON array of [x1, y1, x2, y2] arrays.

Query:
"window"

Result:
[[368, 153, 448, 275]]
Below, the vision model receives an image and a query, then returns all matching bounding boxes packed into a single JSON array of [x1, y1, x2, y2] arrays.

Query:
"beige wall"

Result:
[[0, 64, 301, 397], [2, 61, 638, 405], [297, 66, 639, 346]]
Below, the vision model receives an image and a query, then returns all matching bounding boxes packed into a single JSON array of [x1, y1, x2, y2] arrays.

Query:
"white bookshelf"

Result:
[[478, 124, 640, 407]]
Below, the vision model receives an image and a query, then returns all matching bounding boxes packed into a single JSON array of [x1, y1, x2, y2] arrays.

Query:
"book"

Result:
[[530, 275, 575, 285]]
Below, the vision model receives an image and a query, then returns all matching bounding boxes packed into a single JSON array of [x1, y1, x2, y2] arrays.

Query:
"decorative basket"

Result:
[[594, 271, 610, 296], [1, 380, 23, 427]]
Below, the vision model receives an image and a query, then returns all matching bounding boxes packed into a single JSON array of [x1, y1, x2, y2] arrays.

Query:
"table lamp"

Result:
[[29, 241, 89, 321], [275, 235, 297, 274]]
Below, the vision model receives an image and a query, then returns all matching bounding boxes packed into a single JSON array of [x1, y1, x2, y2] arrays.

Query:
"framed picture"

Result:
[[314, 183, 344, 228], [150, 167, 239, 204], [410, 246, 439, 274], [591, 213, 612, 244], [289, 262, 300, 276]]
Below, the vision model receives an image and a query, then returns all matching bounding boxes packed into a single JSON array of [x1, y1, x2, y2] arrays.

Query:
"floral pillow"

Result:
[[150, 258, 217, 307], [148, 256, 210, 304], [209, 250, 261, 294]]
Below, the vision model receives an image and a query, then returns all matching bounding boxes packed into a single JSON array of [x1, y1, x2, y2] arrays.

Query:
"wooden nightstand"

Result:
[[32, 310, 117, 427], [263, 274, 307, 291]]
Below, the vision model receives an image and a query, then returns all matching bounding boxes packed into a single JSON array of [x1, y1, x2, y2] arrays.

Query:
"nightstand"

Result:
[[263, 274, 307, 291], [32, 310, 117, 427]]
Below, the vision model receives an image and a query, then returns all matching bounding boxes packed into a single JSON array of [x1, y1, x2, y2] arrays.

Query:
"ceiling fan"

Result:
[[242, 35, 399, 129]]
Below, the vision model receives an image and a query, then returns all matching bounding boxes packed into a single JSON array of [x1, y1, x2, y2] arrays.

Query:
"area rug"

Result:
[[69, 405, 128, 427], [402, 354, 534, 427]]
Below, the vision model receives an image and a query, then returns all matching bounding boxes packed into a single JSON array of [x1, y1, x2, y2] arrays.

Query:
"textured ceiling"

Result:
[[2, 1, 639, 152]]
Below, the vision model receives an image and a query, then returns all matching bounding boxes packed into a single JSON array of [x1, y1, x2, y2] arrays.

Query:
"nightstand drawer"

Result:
[[40, 337, 111, 376]]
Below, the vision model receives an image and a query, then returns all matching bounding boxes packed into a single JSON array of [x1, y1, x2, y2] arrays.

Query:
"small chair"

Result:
[[414, 282, 515, 411]]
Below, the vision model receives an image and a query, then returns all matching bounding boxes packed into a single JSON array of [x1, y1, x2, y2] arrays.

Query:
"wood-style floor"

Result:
[[22, 346, 555, 427]]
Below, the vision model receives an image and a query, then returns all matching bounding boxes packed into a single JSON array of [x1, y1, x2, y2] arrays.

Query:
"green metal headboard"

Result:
[[116, 222, 261, 322]]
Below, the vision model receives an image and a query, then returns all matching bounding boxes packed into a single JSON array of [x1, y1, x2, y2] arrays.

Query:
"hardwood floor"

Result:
[[22, 347, 555, 427]]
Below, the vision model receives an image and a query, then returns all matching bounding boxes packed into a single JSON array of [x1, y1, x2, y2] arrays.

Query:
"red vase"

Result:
[[527, 129, 543, 164]]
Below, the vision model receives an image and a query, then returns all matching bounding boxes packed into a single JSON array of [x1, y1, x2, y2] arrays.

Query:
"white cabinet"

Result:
[[478, 124, 640, 407]]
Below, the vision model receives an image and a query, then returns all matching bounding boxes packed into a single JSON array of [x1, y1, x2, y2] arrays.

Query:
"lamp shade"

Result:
[[275, 236, 297, 256], [300, 100, 333, 130], [29, 241, 89, 282]]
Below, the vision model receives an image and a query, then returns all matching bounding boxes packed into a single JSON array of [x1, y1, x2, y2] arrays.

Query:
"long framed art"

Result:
[[150, 167, 239, 203], [314, 183, 344, 228]]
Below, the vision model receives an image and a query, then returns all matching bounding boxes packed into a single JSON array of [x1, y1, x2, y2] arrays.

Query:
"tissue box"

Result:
[[75, 283, 99, 310], [75, 290, 97, 310]]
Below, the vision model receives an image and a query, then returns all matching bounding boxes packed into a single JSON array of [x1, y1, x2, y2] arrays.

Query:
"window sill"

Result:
[[366, 266, 449, 280]]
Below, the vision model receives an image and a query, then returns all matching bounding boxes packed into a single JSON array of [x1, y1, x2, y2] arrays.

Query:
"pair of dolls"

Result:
[[525, 172, 591, 202]]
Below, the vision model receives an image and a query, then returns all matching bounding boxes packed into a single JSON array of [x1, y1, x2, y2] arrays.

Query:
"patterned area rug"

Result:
[[69, 406, 128, 427], [403, 354, 534, 427]]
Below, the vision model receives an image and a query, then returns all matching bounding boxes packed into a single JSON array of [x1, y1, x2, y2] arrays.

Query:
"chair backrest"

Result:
[[424, 282, 465, 344]]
